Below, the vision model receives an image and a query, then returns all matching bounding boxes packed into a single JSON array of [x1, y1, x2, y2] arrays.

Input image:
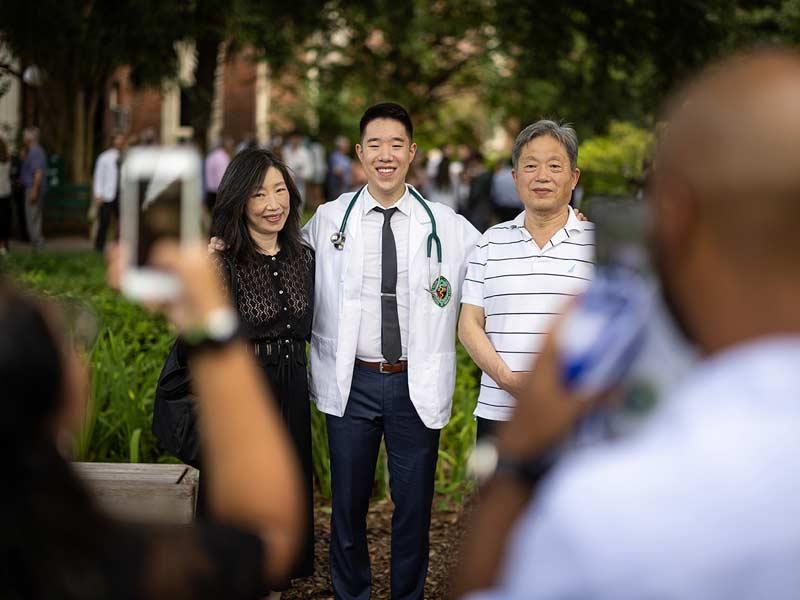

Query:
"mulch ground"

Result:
[[284, 494, 472, 599]]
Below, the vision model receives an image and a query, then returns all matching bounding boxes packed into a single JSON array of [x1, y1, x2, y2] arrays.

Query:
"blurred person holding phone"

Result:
[[0, 242, 304, 599], [209, 148, 316, 586], [453, 47, 800, 599]]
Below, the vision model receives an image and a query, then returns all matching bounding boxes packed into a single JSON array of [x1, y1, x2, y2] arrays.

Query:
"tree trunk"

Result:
[[71, 88, 87, 183], [191, 36, 223, 154]]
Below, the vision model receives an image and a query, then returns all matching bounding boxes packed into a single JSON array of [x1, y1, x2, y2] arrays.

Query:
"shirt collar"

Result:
[[514, 206, 586, 232], [362, 185, 411, 216], [565, 206, 586, 233]]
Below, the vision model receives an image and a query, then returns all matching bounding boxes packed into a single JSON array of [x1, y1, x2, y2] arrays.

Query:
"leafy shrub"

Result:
[[2, 251, 481, 500]]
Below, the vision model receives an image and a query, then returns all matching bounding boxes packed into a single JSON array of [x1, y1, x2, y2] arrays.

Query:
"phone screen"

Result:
[[590, 198, 649, 273], [136, 177, 182, 266]]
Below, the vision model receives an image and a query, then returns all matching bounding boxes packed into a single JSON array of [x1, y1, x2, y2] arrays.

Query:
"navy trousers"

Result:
[[327, 365, 440, 600]]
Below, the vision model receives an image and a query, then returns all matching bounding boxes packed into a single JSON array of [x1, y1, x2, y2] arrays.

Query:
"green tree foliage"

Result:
[[488, 0, 800, 135], [579, 122, 653, 195], [0, 1, 186, 181], [307, 0, 497, 146]]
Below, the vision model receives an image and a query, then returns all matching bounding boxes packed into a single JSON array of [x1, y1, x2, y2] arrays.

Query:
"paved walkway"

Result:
[[7, 236, 94, 253]]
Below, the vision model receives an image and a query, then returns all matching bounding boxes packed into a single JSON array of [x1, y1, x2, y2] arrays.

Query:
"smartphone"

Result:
[[557, 199, 653, 396], [558, 198, 695, 434], [120, 147, 203, 302]]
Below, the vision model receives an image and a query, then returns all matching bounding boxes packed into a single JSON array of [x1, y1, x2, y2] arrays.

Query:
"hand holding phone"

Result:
[[119, 147, 203, 302]]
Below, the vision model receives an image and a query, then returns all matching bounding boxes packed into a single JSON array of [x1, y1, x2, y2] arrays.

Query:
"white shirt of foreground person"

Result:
[[466, 337, 800, 600], [302, 185, 481, 428]]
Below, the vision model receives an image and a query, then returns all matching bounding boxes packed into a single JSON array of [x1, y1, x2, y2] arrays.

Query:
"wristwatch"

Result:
[[468, 438, 557, 487], [183, 307, 241, 354]]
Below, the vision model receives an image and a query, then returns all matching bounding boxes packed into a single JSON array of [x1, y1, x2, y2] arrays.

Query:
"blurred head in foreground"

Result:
[[648, 47, 800, 353], [0, 283, 88, 456]]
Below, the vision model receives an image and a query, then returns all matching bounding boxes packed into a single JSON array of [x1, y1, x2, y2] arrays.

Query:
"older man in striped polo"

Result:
[[458, 120, 595, 440]]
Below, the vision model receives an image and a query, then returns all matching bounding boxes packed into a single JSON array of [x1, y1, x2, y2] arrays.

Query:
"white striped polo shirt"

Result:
[[461, 208, 595, 421]]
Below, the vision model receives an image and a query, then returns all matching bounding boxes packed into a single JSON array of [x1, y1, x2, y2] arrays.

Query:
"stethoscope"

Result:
[[330, 185, 451, 306]]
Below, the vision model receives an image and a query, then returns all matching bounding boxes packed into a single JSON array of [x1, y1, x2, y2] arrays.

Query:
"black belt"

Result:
[[251, 338, 307, 364]]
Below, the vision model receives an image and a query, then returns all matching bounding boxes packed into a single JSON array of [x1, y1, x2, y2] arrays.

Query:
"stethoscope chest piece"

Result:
[[330, 231, 346, 251]]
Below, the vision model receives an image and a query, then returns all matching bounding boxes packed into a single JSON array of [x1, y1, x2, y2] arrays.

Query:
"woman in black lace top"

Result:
[[211, 149, 315, 585]]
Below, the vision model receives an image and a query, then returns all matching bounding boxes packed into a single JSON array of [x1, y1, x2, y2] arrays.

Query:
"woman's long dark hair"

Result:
[[211, 149, 305, 263], [0, 281, 115, 598]]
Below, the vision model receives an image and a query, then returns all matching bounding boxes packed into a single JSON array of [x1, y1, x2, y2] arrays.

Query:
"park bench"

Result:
[[73, 462, 199, 524]]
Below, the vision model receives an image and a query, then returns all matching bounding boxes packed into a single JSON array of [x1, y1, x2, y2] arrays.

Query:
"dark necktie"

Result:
[[375, 207, 402, 364]]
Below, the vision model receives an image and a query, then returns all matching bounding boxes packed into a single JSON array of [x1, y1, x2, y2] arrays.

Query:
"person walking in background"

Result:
[[20, 127, 47, 250], [460, 150, 493, 232], [427, 151, 459, 211], [204, 135, 234, 213], [490, 158, 522, 224], [306, 137, 327, 211], [91, 133, 125, 253], [282, 131, 313, 208], [210, 148, 316, 590], [459, 121, 594, 442], [0, 137, 11, 255], [327, 135, 352, 201]]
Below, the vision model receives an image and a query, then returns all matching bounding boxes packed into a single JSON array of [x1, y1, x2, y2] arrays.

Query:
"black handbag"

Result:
[[152, 254, 237, 467]]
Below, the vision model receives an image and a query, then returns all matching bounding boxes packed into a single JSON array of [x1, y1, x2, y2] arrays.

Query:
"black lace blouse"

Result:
[[217, 246, 314, 342]]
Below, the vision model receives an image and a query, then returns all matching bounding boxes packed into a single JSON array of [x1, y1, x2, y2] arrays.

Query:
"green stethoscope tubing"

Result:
[[331, 184, 442, 264]]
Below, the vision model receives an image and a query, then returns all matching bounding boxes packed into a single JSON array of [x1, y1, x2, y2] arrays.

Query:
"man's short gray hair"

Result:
[[511, 120, 578, 171], [23, 127, 40, 143]]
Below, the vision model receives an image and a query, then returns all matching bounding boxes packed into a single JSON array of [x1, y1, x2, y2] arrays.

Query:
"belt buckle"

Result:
[[379, 362, 388, 374]]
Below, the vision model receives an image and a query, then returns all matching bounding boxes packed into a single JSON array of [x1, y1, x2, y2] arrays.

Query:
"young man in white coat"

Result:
[[303, 103, 481, 600]]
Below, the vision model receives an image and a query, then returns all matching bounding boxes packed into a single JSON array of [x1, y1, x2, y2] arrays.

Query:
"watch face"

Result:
[[206, 307, 239, 341], [467, 440, 499, 483]]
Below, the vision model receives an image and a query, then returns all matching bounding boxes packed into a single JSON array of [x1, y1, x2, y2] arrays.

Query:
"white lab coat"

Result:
[[302, 186, 481, 429]]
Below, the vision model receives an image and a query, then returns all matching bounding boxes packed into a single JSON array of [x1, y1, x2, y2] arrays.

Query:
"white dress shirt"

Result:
[[92, 148, 120, 203], [468, 336, 800, 600], [356, 187, 410, 362]]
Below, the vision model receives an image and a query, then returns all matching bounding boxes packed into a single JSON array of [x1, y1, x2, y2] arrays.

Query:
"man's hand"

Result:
[[28, 191, 38, 206], [496, 368, 529, 399], [575, 210, 588, 221], [208, 236, 227, 255]]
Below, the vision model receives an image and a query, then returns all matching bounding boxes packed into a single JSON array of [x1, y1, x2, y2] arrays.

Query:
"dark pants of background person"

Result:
[[0, 195, 11, 249], [327, 364, 440, 600], [24, 188, 44, 249], [94, 199, 119, 253], [205, 191, 217, 213], [13, 185, 29, 242], [476, 416, 501, 442]]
